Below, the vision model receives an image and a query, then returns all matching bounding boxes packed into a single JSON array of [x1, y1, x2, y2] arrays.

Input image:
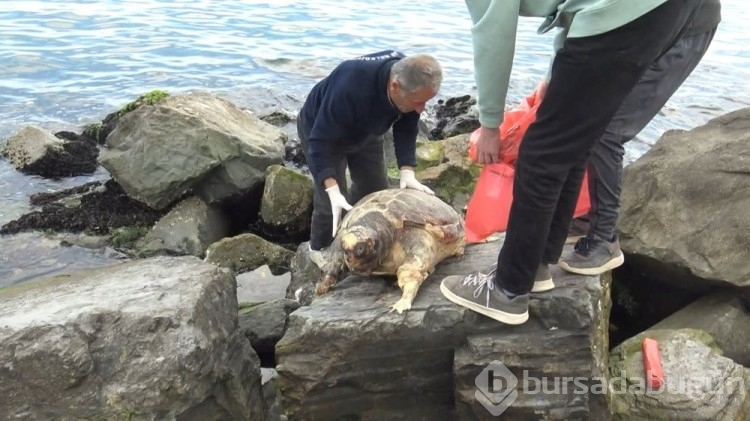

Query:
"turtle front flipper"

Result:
[[390, 231, 437, 314], [314, 248, 347, 297]]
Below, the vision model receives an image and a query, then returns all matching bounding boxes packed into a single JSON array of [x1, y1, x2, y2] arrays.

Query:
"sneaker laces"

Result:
[[573, 236, 595, 257], [462, 267, 496, 306]]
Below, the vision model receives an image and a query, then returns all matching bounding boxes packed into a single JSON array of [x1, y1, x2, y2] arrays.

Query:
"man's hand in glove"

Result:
[[325, 184, 353, 237], [399, 168, 434, 195]]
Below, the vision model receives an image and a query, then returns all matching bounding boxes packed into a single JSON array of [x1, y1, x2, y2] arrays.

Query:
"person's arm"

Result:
[[465, 0, 521, 129], [392, 112, 435, 194], [391, 112, 419, 170], [306, 86, 357, 187]]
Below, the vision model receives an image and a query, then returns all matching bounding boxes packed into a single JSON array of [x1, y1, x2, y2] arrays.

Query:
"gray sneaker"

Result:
[[559, 235, 625, 275], [483, 263, 554, 293], [532, 263, 554, 292], [440, 268, 529, 325], [565, 218, 590, 245]]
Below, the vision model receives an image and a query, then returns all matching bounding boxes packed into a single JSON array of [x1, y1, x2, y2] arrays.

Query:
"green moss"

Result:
[[431, 163, 482, 204], [261, 165, 313, 226], [386, 166, 400, 179], [110, 225, 150, 250], [239, 302, 263, 312], [82, 122, 104, 140], [119, 90, 170, 114], [415, 141, 444, 171]]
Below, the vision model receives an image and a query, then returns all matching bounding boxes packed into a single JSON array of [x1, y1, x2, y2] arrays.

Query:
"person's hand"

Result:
[[475, 126, 501, 165], [399, 169, 435, 195], [325, 184, 353, 237]]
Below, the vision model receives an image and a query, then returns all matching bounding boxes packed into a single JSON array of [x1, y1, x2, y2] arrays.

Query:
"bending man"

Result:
[[298, 50, 441, 251]]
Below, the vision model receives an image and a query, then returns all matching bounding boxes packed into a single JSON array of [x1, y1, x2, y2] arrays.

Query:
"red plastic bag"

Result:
[[469, 82, 546, 166], [464, 84, 591, 243]]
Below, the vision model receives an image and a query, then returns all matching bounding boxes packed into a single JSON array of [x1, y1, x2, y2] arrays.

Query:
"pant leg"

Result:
[[497, 0, 702, 295], [297, 115, 348, 250], [586, 27, 717, 241], [346, 134, 389, 205]]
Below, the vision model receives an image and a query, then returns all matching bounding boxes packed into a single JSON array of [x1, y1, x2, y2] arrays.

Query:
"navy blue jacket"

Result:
[[299, 50, 419, 183]]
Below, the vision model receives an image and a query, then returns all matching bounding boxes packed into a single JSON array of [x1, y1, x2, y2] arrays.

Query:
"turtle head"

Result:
[[339, 225, 386, 275]]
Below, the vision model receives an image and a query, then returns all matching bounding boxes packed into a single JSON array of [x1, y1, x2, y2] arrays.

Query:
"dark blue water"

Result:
[[0, 0, 748, 284]]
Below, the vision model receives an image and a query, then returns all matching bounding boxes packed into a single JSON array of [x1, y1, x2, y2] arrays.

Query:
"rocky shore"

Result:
[[1, 90, 748, 420]]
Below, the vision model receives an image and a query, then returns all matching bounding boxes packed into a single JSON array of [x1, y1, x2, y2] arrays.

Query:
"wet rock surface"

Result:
[[0, 179, 167, 236], [276, 240, 610, 420]]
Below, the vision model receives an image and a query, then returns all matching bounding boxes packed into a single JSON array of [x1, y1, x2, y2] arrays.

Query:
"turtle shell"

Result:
[[338, 188, 464, 242]]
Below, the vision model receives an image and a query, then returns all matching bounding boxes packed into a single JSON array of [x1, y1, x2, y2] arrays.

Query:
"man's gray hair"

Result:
[[390, 54, 443, 93]]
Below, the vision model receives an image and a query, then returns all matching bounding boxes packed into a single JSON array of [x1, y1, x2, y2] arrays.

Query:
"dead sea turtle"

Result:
[[314, 188, 465, 313]]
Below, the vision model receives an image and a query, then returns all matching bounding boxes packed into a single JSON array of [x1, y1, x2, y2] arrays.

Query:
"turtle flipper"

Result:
[[313, 249, 347, 297], [390, 233, 435, 313]]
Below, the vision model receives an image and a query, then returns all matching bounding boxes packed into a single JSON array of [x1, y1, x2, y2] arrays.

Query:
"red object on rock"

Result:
[[642, 338, 665, 388]]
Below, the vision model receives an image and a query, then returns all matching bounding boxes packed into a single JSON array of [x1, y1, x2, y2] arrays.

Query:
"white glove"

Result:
[[325, 184, 353, 238], [399, 169, 435, 195]]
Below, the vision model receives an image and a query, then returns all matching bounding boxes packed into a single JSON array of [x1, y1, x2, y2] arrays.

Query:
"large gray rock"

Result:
[[240, 298, 300, 362], [258, 165, 314, 241], [619, 108, 750, 290], [276, 240, 610, 420], [650, 290, 750, 366], [1, 125, 65, 169], [0, 256, 264, 420], [137, 195, 230, 258], [609, 329, 750, 420], [205, 233, 295, 276], [99, 91, 286, 209]]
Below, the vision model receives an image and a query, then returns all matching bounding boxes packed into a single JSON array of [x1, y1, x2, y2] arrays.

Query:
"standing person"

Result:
[[560, 0, 721, 275], [440, 0, 710, 325], [297, 50, 442, 252]]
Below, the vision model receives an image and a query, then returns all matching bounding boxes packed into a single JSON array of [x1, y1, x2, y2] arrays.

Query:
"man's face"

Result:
[[390, 81, 438, 114]]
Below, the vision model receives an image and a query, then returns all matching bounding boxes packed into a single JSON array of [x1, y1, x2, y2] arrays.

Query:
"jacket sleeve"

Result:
[[392, 111, 419, 169], [465, 0, 521, 128], [306, 86, 357, 184]]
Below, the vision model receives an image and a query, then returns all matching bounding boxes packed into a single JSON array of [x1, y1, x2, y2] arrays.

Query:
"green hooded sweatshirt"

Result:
[[466, 0, 669, 128]]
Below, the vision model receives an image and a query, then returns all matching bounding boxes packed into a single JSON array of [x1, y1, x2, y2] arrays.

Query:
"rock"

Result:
[[261, 368, 283, 421], [258, 165, 314, 242], [609, 329, 750, 420], [618, 108, 750, 290], [260, 111, 294, 127], [383, 120, 431, 169], [0, 179, 166, 236], [276, 240, 610, 420], [429, 95, 480, 140], [236, 265, 291, 305], [650, 290, 750, 366], [1, 126, 98, 178], [205, 233, 294, 276], [99, 91, 286, 210], [284, 136, 307, 170], [285, 242, 323, 306], [239, 298, 300, 365], [415, 139, 444, 170], [137, 196, 229, 258], [0, 256, 264, 420], [417, 161, 481, 215], [440, 133, 471, 163]]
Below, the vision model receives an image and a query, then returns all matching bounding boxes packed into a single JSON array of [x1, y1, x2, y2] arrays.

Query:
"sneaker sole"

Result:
[[558, 253, 625, 275], [531, 278, 555, 293], [440, 281, 529, 325]]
